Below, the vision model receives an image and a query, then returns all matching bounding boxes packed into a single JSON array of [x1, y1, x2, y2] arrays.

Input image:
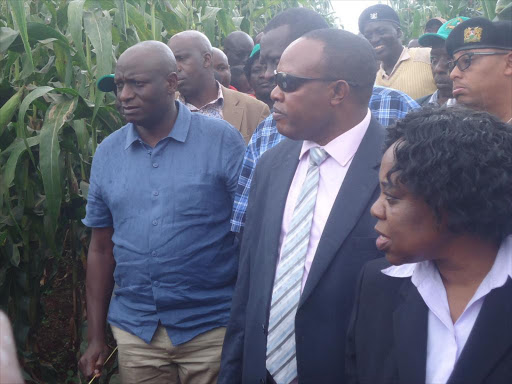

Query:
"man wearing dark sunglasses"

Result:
[[446, 17, 512, 124], [220, 29, 384, 384], [231, 9, 419, 236]]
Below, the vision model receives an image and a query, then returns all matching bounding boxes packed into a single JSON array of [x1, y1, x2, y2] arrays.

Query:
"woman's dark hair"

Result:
[[385, 106, 512, 243]]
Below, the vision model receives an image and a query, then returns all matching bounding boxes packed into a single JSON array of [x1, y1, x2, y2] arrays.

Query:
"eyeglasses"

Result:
[[274, 70, 359, 93], [448, 52, 508, 72]]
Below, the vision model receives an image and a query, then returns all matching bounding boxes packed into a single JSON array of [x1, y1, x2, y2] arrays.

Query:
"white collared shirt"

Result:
[[381, 235, 512, 384], [278, 110, 371, 292]]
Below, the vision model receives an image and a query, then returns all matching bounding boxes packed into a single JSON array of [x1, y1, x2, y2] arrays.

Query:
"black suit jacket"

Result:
[[346, 258, 512, 384], [219, 118, 385, 384]]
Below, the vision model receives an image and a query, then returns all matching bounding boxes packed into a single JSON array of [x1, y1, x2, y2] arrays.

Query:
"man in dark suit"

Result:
[[219, 29, 384, 384]]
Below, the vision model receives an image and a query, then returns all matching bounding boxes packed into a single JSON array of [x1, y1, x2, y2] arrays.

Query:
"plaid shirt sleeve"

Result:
[[370, 86, 420, 127], [230, 115, 284, 232]]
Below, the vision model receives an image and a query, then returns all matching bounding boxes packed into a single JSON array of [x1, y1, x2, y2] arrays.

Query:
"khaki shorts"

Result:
[[111, 325, 226, 384]]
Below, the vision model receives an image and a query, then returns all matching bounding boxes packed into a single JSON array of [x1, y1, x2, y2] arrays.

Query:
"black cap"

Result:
[[359, 4, 400, 33], [445, 17, 512, 56]]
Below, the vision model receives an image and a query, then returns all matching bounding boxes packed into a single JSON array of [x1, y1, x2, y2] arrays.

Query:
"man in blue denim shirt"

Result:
[[78, 41, 245, 384]]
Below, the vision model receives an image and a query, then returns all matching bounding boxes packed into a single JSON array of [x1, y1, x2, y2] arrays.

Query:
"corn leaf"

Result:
[[126, 2, 151, 41], [7, 0, 34, 78], [17, 86, 54, 137], [0, 88, 23, 137], [8, 22, 70, 53], [39, 99, 78, 233], [72, 120, 89, 161], [114, 0, 128, 37], [84, 10, 112, 122], [496, 0, 512, 20], [0, 27, 19, 53], [0, 136, 40, 209], [68, 0, 88, 68]]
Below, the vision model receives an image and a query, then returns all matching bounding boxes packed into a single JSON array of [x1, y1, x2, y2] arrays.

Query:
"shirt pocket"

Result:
[[174, 171, 227, 217]]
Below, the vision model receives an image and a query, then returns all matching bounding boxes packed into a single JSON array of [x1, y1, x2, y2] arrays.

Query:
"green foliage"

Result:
[[388, 0, 508, 43], [0, 0, 334, 381]]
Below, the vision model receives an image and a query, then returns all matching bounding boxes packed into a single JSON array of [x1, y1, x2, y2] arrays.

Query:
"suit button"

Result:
[[260, 379, 265, 384], [262, 324, 265, 334]]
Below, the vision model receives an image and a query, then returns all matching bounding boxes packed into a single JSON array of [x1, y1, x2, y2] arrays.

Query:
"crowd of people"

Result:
[[83, 4, 512, 384], [2, 3, 510, 384]]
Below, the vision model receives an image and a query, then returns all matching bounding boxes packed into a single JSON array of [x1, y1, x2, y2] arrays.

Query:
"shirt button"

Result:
[[153, 281, 160, 287], [147, 150, 152, 155], [152, 220, 158, 226], [151, 251, 157, 257], [152, 163, 159, 168], [153, 191, 159, 196]]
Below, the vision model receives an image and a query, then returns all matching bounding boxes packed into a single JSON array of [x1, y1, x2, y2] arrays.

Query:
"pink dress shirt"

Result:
[[382, 235, 512, 384], [277, 110, 371, 292]]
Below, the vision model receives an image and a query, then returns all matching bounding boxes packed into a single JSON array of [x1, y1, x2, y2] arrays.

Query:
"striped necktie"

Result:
[[266, 147, 329, 384]]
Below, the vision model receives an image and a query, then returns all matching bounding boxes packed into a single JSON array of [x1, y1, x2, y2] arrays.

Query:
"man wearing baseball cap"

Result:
[[446, 17, 512, 123], [359, 4, 437, 99], [416, 17, 469, 107]]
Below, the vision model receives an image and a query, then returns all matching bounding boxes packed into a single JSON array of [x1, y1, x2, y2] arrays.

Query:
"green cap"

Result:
[[97, 74, 115, 92], [419, 17, 470, 47], [249, 44, 260, 58]]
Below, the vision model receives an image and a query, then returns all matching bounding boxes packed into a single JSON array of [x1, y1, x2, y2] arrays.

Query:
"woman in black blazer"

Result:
[[345, 107, 512, 384]]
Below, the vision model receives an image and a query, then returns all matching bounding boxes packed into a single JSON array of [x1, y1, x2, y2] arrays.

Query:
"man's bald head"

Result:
[[118, 40, 177, 75], [212, 47, 231, 87], [168, 30, 212, 57], [223, 31, 254, 66], [114, 40, 178, 128], [212, 47, 228, 64], [167, 31, 217, 100]]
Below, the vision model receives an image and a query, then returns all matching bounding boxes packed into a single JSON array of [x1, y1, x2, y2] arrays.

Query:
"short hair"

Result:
[[385, 106, 512, 243], [302, 28, 377, 103], [264, 7, 329, 42], [224, 31, 254, 49], [425, 17, 444, 32]]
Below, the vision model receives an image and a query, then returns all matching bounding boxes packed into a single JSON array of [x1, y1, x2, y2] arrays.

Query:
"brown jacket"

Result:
[[220, 85, 270, 143]]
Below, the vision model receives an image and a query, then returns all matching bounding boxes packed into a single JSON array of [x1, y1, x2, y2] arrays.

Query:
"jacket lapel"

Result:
[[299, 119, 384, 305], [448, 278, 512, 383], [221, 86, 244, 133], [393, 279, 428, 384], [260, 140, 302, 280]]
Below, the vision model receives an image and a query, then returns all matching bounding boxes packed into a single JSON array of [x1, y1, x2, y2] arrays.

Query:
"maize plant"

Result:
[[388, 0, 511, 42]]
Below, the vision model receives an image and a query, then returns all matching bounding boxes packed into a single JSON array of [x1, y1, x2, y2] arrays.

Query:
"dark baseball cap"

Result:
[[445, 17, 512, 56], [419, 17, 469, 47], [359, 4, 400, 33]]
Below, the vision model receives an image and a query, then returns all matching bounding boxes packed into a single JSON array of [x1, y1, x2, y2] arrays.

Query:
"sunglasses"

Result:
[[274, 70, 359, 93], [448, 51, 508, 72]]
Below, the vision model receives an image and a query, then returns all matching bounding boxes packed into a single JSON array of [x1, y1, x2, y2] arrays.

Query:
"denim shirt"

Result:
[[83, 101, 245, 345]]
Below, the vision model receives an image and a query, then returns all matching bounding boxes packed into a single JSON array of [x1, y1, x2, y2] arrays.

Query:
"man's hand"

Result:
[[79, 227, 115, 379], [78, 339, 110, 378]]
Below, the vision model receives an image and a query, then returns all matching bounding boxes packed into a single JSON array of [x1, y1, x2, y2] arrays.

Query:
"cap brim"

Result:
[[418, 33, 446, 47], [97, 75, 115, 92]]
